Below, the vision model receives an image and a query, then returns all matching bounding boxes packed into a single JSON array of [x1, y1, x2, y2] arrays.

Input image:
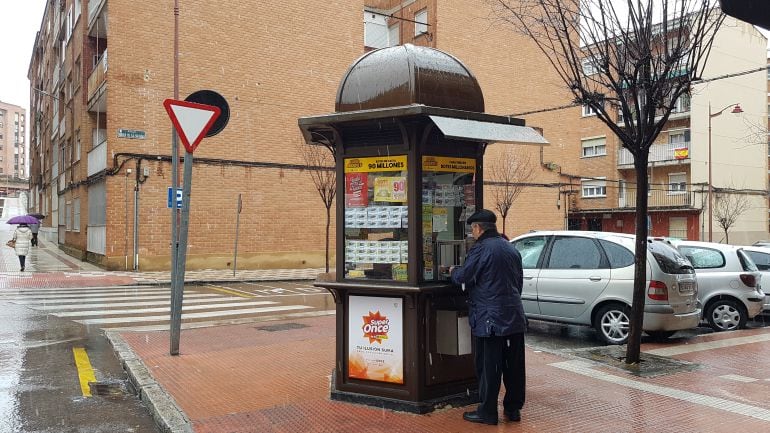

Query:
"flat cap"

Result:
[[467, 209, 496, 224]]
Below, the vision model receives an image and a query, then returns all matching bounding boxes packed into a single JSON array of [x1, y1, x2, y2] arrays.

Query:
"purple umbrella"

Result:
[[6, 215, 41, 225]]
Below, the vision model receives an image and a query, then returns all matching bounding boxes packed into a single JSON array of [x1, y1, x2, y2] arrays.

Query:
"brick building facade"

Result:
[[0, 101, 27, 180], [27, 1, 768, 271]]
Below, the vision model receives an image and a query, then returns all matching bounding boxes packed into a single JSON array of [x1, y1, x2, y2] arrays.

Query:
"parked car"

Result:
[[510, 231, 700, 345], [737, 245, 770, 315], [666, 240, 764, 331]]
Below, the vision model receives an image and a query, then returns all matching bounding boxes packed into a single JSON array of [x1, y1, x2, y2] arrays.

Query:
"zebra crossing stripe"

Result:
[[30, 296, 239, 311], [11, 293, 221, 305], [9, 285, 155, 292], [78, 305, 311, 325], [3, 289, 174, 300], [54, 300, 279, 318]]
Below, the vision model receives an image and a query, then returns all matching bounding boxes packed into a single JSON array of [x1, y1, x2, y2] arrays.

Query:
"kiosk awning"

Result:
[[429, 116, 548, 145]]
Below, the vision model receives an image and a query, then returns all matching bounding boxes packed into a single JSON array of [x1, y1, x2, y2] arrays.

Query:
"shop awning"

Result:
[[428, 115, 549, 145]]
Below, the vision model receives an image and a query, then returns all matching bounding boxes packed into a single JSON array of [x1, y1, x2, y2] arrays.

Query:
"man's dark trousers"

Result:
[[475, 333, 525, 421]]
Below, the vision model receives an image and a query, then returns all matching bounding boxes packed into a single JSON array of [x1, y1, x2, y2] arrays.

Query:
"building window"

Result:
[[669, 217, 687, 239], [582, 57, 599, 76], [73, 198, 80, 232], [364, 12, 389, 49], [582, 178, 607, 198], [75, 129, 81, 161], [672, 93, 690, 113], [582, 104, 598, 117], [65, 201, 72, 231], [668, 173, 687, 195], [415, 9, 428, 36], [388, 24, 400, 46], [668, 129, 690, 145], [581, 137, 607, 158]]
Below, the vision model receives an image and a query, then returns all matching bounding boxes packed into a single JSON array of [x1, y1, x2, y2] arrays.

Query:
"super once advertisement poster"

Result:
[[348, 296, 404, 384]]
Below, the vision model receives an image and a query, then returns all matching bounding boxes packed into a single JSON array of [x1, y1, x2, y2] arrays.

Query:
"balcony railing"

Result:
[[87, 51, 108, 102], [88, 0, 106, 27], [618, 188, 699, 209], [618, 142, 690, 166], [52, 63, 60, 89], [87, 134, 107, 177]]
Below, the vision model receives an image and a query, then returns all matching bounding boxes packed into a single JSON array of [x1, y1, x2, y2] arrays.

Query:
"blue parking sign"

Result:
[[167, 187, 183, 208]]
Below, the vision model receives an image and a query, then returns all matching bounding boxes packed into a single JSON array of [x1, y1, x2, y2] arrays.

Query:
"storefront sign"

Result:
[[117, 128, 146, 139], [345, 172, 369, 207], [374, 176, 407, 202], [348, 296, 404, 384], [344, 155, 407, 173], [422, 156, 475, 173]]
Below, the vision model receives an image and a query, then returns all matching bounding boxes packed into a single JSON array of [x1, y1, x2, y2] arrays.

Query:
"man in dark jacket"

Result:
[[450, 209, 526, 425]]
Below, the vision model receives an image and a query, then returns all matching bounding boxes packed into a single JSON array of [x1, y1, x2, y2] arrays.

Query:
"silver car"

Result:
[[737, 245, 770, 314], [668, 240, 764, 331], [511, 231, 700, 345]]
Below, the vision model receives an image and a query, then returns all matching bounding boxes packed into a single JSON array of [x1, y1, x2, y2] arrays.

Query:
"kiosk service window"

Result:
[[344, 155, 409, 281], [421, 156, 476, 281]]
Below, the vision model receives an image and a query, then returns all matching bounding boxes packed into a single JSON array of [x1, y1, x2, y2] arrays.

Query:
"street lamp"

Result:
[[708, 102, 743, 242]]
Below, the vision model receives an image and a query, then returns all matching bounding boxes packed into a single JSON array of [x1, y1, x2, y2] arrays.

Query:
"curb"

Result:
[[125, 276, 319, 286], [105, 331, 194, 433]]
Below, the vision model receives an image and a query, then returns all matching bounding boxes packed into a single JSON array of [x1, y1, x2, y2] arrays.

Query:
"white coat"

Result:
[[13, 226, 33, 256]]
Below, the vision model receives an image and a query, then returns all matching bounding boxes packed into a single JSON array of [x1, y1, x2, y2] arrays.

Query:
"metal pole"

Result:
[[170, 0, 181, 356], [708, 103, 713, 242], [133, 173, 140, 271], [233, 193, 242, 277], [170, 151, 193, 355]]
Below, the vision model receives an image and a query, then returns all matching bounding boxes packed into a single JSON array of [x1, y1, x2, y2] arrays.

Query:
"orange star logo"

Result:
[[361, 311, 390, 344]]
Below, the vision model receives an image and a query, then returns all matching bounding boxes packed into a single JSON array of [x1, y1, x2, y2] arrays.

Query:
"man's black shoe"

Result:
[[462, 411, 497, 425], [505, 409, 521, 422]]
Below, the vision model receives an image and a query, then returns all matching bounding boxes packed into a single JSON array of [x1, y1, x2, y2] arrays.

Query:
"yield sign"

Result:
[[163, 99, 221, 153]]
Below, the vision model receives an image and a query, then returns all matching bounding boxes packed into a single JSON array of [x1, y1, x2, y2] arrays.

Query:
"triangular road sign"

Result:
[[163, 99, 221, 153]]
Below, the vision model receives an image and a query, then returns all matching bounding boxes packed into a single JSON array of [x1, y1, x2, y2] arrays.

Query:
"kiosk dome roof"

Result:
[[335, 44, 484, 113]]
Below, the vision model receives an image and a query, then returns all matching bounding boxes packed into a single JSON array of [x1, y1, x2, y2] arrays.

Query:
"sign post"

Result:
[[233, 193, 242, 277], [163, 99, 221, 355]]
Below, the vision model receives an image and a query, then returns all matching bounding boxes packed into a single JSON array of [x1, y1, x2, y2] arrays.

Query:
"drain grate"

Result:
[[255, 323, 308, 332], [89, 380, 129, 398]]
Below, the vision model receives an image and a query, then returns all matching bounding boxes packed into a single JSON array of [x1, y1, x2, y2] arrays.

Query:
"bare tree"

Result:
[[298, 142, 336, 273], [489, 0, 724, 363], [489, 150, 535, 235], [713, 191, 752, 244]]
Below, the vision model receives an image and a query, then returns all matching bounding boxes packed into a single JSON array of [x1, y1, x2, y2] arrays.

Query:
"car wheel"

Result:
[[594, 304, 631, 345], [706, 299, 747, 331], [645, 330, 676, 341]]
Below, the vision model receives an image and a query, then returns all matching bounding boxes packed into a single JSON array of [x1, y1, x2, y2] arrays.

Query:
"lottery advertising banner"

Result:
[[345, 172, 369, 207], [344, 155, 407, 173], [348, 296, 404, 384]]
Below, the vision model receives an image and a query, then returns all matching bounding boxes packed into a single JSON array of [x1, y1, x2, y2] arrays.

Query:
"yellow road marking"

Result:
[[72, 347, 96, 397], [205, 284, 255, 298]]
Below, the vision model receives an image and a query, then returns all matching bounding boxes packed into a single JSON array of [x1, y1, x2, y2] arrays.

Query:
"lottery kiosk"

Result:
[[298, 44, 547, 413]]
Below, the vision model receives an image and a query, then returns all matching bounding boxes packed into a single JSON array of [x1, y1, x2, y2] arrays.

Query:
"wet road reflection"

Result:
[[0, 301, 158, 433]]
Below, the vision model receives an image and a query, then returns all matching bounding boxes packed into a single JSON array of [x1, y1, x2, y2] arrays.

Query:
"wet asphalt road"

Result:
[[0, 301, 158, 433]]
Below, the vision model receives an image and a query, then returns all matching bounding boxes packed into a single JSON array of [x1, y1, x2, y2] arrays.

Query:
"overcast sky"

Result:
[[0, 1, 46, 111], [0, 1, 768, 116]]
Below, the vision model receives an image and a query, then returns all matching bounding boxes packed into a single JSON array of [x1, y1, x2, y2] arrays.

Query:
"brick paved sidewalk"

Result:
[[112, 316, 770, 433]]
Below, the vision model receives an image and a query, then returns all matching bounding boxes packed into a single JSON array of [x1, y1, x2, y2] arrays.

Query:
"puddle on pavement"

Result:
[[255, 322, 309, 332]]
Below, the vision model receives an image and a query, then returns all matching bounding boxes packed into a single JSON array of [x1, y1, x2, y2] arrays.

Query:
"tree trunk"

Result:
[[626, 152, 649, 364], [325, 205, 331, 273], [502, 214, 507, 236]]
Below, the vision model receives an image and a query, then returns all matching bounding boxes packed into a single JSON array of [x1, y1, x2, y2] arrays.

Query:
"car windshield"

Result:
[[648, 240, 694, 274]]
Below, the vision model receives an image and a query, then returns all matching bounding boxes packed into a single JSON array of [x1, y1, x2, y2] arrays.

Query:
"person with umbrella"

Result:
[[7, 215, 36, 272], [27, 213, 44, 246]]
